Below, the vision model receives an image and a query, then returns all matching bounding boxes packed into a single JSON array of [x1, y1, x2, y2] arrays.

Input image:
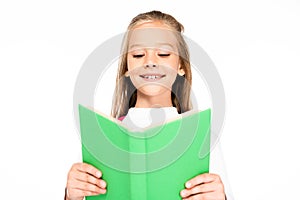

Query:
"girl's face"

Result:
[[126, 21, 184, 97]]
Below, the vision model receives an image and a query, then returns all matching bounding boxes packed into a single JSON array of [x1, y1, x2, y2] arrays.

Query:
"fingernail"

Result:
[[185, 182, 191, 188], [101, 180, 107, 188], [180, 190, 186, 197], [96, 171, 101, 178]]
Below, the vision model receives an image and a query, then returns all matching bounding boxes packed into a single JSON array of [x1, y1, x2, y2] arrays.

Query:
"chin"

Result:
[[138, 85, 171, 96]]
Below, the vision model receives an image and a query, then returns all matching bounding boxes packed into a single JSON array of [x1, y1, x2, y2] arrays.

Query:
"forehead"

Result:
[[128, 27, 178, 50]]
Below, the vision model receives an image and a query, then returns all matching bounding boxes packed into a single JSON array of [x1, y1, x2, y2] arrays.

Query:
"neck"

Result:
[[135, 90, 173, 108]]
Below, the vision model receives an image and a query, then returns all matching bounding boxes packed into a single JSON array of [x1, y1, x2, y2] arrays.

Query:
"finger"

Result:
[[76, 163, 102, 178], [68, 179, 106, 194], [185, 173, 219, 189], [68, 188, 104, 199], [180, 182, 217, 198], [74, 171, 107, 189], [182, 191, 225, 200]]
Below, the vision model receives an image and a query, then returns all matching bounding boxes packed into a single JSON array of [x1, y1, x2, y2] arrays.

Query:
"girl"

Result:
[[66, 11, 230, 200]]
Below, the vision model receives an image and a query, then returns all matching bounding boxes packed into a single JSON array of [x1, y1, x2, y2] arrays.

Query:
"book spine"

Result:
[[129, 134, 148, 200]]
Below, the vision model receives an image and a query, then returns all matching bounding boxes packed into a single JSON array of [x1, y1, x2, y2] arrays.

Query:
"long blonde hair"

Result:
[[111, 10, 192, 118]]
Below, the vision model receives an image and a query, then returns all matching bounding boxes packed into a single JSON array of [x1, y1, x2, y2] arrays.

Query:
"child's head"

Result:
[[111, 11, 192, 118]]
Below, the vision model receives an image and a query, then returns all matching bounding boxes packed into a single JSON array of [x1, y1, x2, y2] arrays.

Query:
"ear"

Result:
[[124, 71, 130, 77], [177, 66, 185, 76]]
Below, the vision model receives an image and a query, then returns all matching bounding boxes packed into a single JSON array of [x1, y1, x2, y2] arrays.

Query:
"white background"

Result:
[[1, 0, 300, 199]]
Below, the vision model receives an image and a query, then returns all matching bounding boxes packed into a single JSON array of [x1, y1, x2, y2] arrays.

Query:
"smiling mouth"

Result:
[[139, 74, 166, 81]]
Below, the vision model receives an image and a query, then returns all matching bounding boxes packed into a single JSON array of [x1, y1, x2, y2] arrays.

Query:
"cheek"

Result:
[[164, 67, 178, 85], [161, 57, 180, 70], [127, 57, 142, 71]]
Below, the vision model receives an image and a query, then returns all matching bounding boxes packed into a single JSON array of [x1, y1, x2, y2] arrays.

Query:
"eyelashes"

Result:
[[158, 53, 170, 57], [133, 54, 144, 58], [132, 53, 171, 58]]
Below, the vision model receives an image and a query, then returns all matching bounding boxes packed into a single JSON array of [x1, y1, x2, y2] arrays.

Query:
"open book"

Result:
[[78, 104, 211, 200]]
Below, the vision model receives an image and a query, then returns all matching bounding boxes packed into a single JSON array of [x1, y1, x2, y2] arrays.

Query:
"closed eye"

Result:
[[133, 54, 144, 58], [158, 53, 170, 57]]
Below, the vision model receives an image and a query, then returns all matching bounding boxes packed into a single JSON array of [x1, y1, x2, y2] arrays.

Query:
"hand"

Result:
[[66, 163, 107, 200], [180, 173, 225, 200]]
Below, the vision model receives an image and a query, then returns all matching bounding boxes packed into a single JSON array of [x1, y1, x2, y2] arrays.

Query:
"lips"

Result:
[[139, 74, 166, 81]]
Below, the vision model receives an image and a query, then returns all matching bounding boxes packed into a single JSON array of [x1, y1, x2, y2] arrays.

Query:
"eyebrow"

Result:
[[128, 42, 176, 50]]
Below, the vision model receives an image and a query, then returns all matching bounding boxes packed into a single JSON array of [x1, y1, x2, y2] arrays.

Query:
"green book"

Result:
[[78, 104, 211, 200]]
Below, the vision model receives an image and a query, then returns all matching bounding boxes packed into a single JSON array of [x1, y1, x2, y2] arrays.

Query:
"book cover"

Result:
[[78, 104, 211, 200]]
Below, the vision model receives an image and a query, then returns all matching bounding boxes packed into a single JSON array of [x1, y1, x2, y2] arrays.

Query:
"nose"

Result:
[[144, 50, 157, 68], [145, 63, 157, 68]]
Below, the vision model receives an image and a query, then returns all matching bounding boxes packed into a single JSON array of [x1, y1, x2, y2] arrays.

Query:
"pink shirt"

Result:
[[118, 116, 125, 121]]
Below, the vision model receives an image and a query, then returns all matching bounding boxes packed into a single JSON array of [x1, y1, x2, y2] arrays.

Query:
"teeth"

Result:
[[144, 75, 159, 79]]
